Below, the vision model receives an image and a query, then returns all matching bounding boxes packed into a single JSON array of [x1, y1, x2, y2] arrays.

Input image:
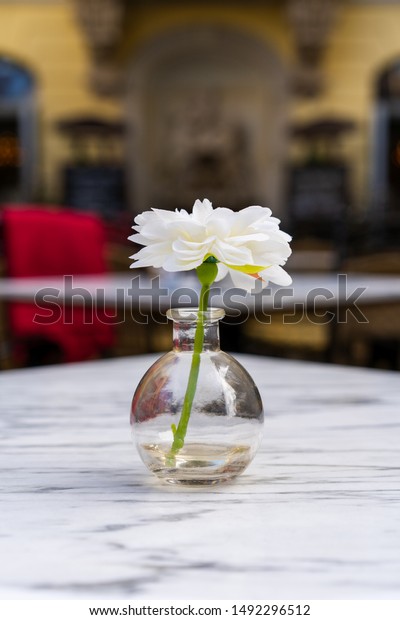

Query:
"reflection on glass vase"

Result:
[[130, 308, 264, 486]]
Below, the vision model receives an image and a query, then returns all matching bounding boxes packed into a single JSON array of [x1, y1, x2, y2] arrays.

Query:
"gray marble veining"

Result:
[[0, 354, 399, 600]]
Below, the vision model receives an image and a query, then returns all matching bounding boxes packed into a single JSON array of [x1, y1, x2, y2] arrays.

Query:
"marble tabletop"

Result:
[[1, 354, 399, 600]]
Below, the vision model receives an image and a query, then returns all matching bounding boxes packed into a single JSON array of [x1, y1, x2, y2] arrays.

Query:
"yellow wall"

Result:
[[1, 1, 400, 207]]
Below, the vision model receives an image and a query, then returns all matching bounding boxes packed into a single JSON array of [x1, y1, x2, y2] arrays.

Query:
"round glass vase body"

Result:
[[130, 308, 264, 485]]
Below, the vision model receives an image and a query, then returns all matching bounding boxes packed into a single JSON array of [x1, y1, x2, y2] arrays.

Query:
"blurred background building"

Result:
[[0, 0, 400, 369]]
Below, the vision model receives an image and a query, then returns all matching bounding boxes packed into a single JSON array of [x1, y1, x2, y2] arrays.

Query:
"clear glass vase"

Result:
[[130, 308, 264, 485]]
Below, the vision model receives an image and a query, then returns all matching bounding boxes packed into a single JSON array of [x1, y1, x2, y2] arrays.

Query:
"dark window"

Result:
[[377, 62, 400, 101], [0, 115, 20, 191], [0, 57, 35, 201]]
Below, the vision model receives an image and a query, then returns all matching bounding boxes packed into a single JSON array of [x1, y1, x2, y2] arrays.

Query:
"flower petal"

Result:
[[227, 269, 261, 292], [192, 198, 213, 223], [259, 265, 292, 286], [215, 263, 229, 282], [213, 239, 253, 266]]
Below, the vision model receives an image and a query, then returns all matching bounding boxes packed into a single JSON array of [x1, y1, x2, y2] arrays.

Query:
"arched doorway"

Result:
[[0, 56, 37, 202], [126, 25, 289, 214]]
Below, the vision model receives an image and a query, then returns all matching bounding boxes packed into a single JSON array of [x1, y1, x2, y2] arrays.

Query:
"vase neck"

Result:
[[167, 308, 224, 353]]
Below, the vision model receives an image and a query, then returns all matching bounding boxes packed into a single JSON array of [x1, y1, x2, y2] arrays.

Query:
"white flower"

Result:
[[129, 198, 292, 291]]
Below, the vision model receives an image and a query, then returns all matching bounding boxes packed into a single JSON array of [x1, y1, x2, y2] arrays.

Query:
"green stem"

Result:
[[169, 282, 210, 456]]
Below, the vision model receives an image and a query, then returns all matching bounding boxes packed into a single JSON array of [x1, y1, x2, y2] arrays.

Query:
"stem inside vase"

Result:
[[168, 259, 218, 458], [169, 282, 210, 456]]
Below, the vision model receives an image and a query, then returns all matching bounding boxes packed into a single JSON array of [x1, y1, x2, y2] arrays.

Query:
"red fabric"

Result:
[[3, 206, 114, 363]]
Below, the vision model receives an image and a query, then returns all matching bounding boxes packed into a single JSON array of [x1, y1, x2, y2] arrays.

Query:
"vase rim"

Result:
[[166, 307, 225, 323]]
